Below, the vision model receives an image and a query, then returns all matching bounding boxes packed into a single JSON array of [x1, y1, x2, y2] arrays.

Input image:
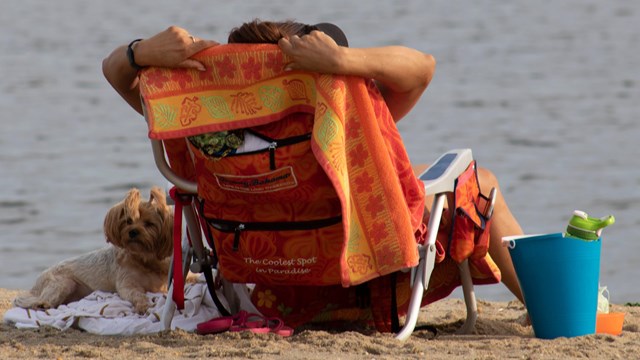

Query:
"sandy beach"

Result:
[[1, 288, 638, 360]]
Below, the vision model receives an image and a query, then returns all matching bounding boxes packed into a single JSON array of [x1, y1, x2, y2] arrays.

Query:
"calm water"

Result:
[[1, 0, 638, 303]]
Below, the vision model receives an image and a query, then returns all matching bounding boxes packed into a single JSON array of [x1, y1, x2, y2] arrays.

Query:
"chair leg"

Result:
[[457, 259, 478, 334], [183, 203, 207, 265], [396, 192, 480, 339], [161, 229, 193, 330], [162, 283, 177, 330], [162, 202, 209, 330], [395, 193, 446, 341], [184, 202, 234, 317]]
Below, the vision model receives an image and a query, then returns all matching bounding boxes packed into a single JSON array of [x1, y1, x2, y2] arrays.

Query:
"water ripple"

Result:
[[507, 138, 558, 148]]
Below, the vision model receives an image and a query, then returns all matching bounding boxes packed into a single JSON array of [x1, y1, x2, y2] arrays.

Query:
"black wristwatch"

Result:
[[126, 39, 144, 71]]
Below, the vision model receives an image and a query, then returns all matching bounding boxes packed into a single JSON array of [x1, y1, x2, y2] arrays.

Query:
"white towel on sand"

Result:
[[3, 276, 251, 335]]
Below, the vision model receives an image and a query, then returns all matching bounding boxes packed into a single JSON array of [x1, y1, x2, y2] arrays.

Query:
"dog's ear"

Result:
[[124, 188, 141, 219], [104, 204, 123, 246], [149, 186, 169, 213]]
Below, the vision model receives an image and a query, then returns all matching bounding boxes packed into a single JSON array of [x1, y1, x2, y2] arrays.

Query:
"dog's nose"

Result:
[[129, 229, 139, 238]]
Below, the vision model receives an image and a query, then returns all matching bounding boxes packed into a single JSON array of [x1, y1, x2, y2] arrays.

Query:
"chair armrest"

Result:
[[150, 139, 198, 194], [418, 149, 473, 195]]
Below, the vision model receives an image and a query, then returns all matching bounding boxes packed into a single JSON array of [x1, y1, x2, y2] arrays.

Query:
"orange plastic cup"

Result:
[[596, 312, 624, 335]]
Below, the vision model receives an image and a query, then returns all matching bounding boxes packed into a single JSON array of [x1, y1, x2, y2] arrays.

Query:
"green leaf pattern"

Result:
[[258, 85, 285, 112], [316, 109, 338, 151], [153, 104, 178, 129], [307, 80, 317, 102], [200, 95, 234, 120]]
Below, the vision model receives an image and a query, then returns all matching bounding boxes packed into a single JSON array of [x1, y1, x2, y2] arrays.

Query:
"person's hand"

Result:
[[134, 26, 219, 71], [278, 30, 345, 74]]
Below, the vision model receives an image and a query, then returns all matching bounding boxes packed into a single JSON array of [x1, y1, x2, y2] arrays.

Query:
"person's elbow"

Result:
[[384, 53, 435, 121], [405, 53, 435, 100], [420, 53, 436, 90], [102, 58, 110, 79], [102, 56, 117, 87]]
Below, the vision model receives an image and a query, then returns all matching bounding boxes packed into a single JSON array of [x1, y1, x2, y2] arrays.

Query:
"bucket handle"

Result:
[[501, 237, 516, 249]]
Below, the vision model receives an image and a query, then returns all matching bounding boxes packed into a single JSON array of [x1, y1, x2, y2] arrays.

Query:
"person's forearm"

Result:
[[337, 46, 436, 121], [278, 32, 436, 121], [337, 46, 435, 94], [102, 44, 144, 115], [102, 28, 218, 115]]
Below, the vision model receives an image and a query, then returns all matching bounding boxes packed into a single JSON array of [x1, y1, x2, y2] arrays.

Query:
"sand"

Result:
[[1, 289, 638, 360]]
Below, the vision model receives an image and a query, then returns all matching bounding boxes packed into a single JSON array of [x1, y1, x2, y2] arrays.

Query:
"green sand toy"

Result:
[[566, 210, 615, 240]]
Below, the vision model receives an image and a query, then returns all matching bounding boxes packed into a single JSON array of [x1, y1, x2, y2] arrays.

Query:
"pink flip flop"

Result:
[[229, 313, 271, 334], [265, 317, 294, 337], [196, 316, 234, 335], [197, 310, 252, 335], [197, 311, 294, 337]]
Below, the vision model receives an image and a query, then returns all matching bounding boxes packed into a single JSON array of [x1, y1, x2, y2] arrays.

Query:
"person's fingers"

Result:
[[282, 62, 298, 72], [178, 58, 207, 71], [128, 76, 140, 91], [278, 37, 293, 54], [190, 39, 219, 54], [288, 35, 301, 43], [177, 38, 219, 71], [278, 38, 298, 71]]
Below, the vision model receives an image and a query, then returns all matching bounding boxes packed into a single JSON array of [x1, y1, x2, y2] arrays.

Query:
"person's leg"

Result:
[[476, 167, 525, 304]]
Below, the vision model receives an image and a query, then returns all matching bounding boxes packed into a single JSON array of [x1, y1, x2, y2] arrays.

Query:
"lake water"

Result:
[[1, 0, 638, 303]]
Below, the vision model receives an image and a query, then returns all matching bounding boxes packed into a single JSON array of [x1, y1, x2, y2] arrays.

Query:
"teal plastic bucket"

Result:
[[505, 233, 601, 339]]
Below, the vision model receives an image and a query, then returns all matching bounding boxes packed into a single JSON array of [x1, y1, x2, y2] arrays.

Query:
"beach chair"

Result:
[[138, 44, 500, 339]]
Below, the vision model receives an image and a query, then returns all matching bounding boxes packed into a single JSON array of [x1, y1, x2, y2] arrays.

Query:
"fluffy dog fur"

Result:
[[14, 187, 174, 314]]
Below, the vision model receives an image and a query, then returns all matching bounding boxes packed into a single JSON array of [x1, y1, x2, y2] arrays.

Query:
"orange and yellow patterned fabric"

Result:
[[138, 44, 426, 287]]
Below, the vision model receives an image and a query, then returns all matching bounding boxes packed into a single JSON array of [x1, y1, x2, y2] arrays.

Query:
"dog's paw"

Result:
[[185, 272, 201, 284], [133, 300, 150, 315], [13, 295, 52, 310], [124, 293, 151, 314]]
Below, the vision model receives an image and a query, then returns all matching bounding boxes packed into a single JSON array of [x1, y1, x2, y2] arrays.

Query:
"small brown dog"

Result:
[[14, 186, 174, 314]]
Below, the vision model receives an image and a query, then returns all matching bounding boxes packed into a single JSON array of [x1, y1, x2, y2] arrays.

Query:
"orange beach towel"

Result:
[[138, 44, 426, 288]]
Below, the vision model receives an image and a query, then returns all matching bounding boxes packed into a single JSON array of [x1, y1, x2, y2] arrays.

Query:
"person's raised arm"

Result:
[[278, 30, 435, 122], [102, 26, 219, 115]]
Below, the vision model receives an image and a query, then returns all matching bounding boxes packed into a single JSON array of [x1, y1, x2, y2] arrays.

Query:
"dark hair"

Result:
[[228, 19, 348, 47], [228, 19, 314, 44]]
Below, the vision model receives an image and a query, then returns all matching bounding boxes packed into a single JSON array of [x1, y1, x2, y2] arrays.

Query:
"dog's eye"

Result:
[[144, 221, 154, 228], [126, 218, 133, 225]]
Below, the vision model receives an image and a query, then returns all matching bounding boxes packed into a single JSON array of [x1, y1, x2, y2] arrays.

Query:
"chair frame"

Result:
[[150, 134, 491, 338]]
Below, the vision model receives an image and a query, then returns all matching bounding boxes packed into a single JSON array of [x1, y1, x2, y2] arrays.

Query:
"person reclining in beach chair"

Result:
[[102, 19, 525, 335]]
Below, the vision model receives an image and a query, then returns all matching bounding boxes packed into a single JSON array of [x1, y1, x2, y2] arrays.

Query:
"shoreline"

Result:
[[1, 288, 638, 360]]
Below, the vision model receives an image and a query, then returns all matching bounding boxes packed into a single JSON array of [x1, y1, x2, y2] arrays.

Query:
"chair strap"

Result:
[[202, 264, 231, 317], [169, 188, 232, 317], [169, 187, 187, 310]]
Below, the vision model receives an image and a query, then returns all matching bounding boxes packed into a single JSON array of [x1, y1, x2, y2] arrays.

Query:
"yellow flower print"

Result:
[[257, 289, 276, 308]]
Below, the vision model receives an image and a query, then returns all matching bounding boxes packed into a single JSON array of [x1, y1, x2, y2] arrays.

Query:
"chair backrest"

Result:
[[138, 44, 426, 288]]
